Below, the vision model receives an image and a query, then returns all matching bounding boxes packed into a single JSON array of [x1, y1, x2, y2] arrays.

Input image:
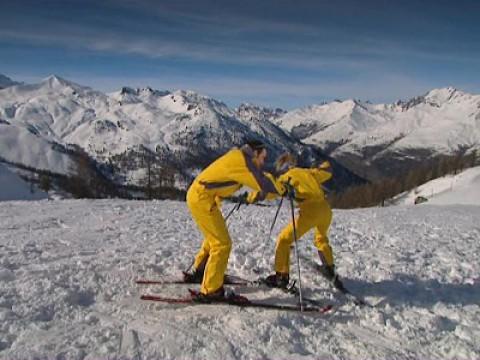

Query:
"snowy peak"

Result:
[[236, 103, 287, 123], [425, 86, 457, 102], [110, 86, 229, 116], [173, 89, 229, 110], [41, 75, 70, 88], [423, 87, 459, 107], [398, 87, 471, 110], [114, 86, 170, 99], [39, 75, 85, 92]]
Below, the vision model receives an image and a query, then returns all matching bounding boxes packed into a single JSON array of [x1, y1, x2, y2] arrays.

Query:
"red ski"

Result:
[[135, 274, 250, 286], [140, 289, 333, 313]]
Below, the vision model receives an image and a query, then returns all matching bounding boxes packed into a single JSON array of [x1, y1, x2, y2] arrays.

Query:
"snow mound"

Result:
[[396, 166, 480, 206]]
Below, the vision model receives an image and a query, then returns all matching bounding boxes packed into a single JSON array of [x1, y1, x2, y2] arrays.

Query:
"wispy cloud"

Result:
[[1, 0, 479, 107], [2, 0, 478, 68]]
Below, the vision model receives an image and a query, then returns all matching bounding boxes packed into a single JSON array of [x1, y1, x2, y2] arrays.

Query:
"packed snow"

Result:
[[0, 196, 479, 359], [396, 166, 480, 206]]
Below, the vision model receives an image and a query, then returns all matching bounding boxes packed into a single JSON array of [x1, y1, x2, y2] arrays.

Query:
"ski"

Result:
[[135, 274, 250, 286], [137, 275, 331, 308], [140, 290, 333, 313]]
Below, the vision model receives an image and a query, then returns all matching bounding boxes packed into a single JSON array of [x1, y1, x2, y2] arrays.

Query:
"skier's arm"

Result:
[[247, 172, 284, 203], [226, 148, 278, 201], [310, 168, 332, 185]]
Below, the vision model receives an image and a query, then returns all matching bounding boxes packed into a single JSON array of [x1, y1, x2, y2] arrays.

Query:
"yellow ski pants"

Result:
[[275, 200, 333, 274], [187, 184, 231, 295]]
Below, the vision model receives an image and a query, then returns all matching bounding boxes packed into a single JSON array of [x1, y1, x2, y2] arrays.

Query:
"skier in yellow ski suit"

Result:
[[261, 154, 336, 288], [185, 141, 277, 301]]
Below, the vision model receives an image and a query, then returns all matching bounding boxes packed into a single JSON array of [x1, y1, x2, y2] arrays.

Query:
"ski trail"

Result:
[[131, 330, 144, 360], [1, 199, 479, 359]]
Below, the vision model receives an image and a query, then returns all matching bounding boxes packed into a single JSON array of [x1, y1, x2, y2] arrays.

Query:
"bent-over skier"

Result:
[[184, 140, 277, 302], [259, 153, 343, 289]]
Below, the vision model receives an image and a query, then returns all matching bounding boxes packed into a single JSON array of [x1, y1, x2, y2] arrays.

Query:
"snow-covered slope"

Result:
[[0, 163, 47, 201], [276, 87, 480, 178], [395, 166, 480, 206], [0, 199, 478, 358], [0, 125, 73, 174]]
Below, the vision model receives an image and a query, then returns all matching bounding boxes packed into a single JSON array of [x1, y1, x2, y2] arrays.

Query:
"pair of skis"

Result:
[[136, 274, 369, 313]]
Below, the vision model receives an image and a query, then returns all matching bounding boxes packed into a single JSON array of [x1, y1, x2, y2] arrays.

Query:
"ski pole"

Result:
[[253, 196, 284, 274], [287, 181, 304, 312], [225, 202, 241, 222]]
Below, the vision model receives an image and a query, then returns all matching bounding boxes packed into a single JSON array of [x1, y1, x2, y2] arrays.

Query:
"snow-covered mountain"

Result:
[[4, 72, 478, 196], [276, 87, 480, 179], [1, 74, 360, 194]]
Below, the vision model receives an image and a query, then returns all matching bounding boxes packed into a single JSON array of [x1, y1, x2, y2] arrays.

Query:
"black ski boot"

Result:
[[192, 287, 225, 303], [263, 272, 290, 289], [318, 264, 336, 282], [191, 287, 249, 304], [318, 264, 346, 292]]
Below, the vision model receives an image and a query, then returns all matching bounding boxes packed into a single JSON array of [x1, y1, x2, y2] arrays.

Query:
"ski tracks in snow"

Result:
[[0, 199, 479, 359]]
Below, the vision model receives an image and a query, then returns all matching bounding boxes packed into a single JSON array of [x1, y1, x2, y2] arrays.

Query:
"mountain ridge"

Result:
[[0, 74, 363, 196], [2, 73, 478, 194]]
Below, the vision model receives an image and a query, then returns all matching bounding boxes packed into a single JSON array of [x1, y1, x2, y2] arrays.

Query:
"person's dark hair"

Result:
[[245, 139, 266, 153]]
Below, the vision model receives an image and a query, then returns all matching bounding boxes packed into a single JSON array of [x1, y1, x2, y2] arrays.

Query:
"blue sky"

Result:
[[1, 0, 479, 109]]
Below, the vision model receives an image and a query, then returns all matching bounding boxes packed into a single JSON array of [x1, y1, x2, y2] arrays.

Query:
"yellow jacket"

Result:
[[191, 146, 277, 200], [255, 167, 332, 203]]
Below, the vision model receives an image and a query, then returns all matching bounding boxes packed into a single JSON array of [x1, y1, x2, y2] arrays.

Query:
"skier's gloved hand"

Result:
[[283, 182, 296, 200], [246, 191, 264, 204]]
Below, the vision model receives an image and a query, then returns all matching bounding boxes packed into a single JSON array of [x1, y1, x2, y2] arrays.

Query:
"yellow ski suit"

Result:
[[271, 167, 334, 274], [187, 146, 276, 295]]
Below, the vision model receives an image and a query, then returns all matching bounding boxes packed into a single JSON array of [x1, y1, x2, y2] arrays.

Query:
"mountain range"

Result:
[[276, 87, 480, 178], [1, 73, 479, 197]]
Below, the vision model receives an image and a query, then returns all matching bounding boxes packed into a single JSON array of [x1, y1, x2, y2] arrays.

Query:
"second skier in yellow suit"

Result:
[[185, 140, 277, 301], [261, 154, 336, 288]]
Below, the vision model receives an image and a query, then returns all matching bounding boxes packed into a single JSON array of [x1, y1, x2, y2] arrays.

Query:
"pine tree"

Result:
[[39, 174, 51, 198]]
